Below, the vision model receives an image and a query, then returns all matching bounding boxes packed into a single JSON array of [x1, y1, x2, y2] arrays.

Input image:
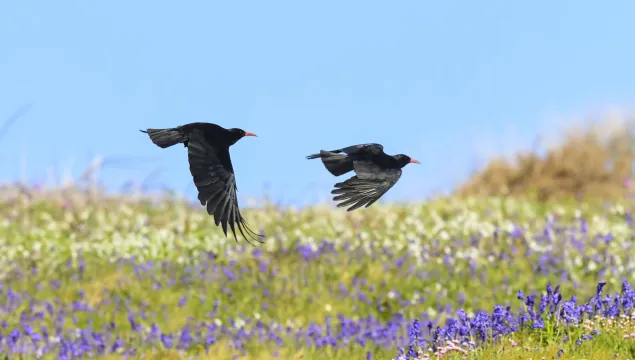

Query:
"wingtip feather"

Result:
[[187, 134, 265, 246]]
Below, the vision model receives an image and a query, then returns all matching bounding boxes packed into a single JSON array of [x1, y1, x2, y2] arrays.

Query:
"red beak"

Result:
[[409, 158, 421, 164], [244, 131, 257, 137]]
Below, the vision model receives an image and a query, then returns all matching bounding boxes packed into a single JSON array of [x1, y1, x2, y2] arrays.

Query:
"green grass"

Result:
[[1, 191, 635, 359]]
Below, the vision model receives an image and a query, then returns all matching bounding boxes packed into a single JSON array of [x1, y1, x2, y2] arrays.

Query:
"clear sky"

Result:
[[1, 1, 635, 206]]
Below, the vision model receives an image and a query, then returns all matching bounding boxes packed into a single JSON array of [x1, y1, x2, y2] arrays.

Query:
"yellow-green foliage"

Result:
[[1, 190, 635, 359]]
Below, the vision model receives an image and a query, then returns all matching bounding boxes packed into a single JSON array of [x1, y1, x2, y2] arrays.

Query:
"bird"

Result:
[[306, 143, 420, 211], [140, 122, 263, 244]]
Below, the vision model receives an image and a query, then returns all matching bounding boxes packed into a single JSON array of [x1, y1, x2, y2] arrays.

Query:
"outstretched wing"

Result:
[[330, 160, 402, 211], [186, 130, 263, 244], [338, 143, 385, 156]]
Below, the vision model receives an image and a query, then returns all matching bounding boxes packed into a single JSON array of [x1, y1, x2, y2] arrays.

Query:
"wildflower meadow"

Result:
[[0, 186, 635, 360]]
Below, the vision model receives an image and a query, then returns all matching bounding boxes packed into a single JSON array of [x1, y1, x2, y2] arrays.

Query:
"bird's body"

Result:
[[140, 122, 263, 244], [306, 143, 420, 211]]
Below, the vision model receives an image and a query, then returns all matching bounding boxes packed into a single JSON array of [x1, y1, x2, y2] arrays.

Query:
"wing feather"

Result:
[[339, 143, 385, 156], [329, 161, 402, 211], [186, 130, 263, 244]]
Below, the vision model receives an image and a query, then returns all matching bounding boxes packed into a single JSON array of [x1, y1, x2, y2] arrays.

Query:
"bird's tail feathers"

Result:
[[308, 150, 353, 176], [140, 128, 186, 149]]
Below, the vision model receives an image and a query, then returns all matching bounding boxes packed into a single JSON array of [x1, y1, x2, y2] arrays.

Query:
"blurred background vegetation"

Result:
[[455, 112, 635, 203], [3, 111, 635, 207]]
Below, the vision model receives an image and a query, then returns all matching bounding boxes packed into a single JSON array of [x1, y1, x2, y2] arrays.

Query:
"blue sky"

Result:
[[1, 1, 635, 206]]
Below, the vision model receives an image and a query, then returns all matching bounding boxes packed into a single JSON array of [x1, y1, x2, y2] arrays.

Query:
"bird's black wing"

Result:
[[338, 143, 385, 156], [186, 129, 263, 244], [330, 160, 402, 211]]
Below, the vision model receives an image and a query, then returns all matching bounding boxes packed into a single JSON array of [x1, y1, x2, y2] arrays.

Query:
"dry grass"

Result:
[[456, 114, 635, 202]]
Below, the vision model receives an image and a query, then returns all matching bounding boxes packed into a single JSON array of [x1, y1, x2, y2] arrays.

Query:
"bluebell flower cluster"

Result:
[[396, 280, 635, 359]]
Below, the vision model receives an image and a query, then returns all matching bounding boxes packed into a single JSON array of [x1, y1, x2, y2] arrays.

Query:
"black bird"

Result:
[[306, 143, 420, 211], [140, 122, 263, 244]]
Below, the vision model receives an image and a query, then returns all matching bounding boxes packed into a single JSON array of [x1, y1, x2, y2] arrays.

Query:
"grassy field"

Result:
[[1, 189, 635, 359]]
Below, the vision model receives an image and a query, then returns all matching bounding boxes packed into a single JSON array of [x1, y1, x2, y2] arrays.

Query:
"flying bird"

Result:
[[306, 143, 420, 211], [140, 122, 263, 244]]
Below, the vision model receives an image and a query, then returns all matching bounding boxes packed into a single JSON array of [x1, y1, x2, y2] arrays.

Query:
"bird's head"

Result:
[[227, 128, 257, 144], [394, 154, 421, 168]]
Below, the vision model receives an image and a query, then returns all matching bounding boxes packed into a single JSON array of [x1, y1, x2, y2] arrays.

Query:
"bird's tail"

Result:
[[306, 150, 353, 176], [140, 128, 186, 149]]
